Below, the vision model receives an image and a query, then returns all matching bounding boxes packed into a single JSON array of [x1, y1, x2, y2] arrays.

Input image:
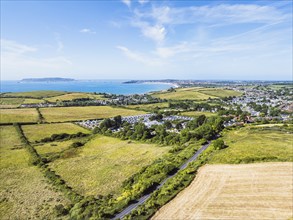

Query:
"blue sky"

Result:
[[1, 0, 292, 80]]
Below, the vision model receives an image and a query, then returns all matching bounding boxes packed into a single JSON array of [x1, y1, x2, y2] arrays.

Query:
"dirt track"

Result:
[[152, 162, 293, 220]]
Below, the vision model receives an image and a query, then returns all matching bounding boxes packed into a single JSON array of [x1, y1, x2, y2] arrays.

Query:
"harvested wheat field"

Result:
[[153, 162, 293, 220]]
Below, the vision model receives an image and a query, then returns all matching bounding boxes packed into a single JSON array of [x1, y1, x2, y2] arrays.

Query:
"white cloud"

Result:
[[54, 33, 64, 52], [122, 0, 131, 7], [138, 0, 148, 5], [117, 45, 162, 66], [1, 39, 72, 79], [80, 28, 96, 34], [132, 21, 166, 44]]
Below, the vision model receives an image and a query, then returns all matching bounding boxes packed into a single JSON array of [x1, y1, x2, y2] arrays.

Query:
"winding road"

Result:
[[112, 141, 211, 220]]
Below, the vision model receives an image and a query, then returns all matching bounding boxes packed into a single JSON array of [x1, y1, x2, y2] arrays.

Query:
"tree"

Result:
[[213, 138, 226, 150]]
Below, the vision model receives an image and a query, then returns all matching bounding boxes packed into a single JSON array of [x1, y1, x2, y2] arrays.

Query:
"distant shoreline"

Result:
[[141, 82, 179, 88]]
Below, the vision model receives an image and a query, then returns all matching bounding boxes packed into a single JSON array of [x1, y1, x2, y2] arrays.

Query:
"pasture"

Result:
[[2, 90, 67, 98], [153, 163, 293, 220], [152, 87, 242, 100], [0, 97, 24, 108], [208, 126, 293, 164], [49, 135, 170, 196], [0, 126, 70, 219], [40, 106, 146, 122], [126, 102, 169, 111], [22, 123, 91, 142], [181, 111, 217, 117], [45, 92, 106, 102], [0, 108, 39, 123]]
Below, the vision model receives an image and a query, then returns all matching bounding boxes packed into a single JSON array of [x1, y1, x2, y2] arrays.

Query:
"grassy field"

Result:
[[0, 126, 70, 220], [152, 87, 242, 100], [40, 106, 146, 122], [45, 92, 107, 102], [22, 98, 45, 104], [49, 135, 170, 196], [208, 126, 293, 164], [126, 102, 169, 111], [197, 88, 242, 97], [0, 108, 39, 123], [181, 111, 217, 117], [34, 139, 77, 156], [0, 97, 24, 108], [22, 123, 91, 142], [2, 90, 67, 98], [153, 162, 293, 220]]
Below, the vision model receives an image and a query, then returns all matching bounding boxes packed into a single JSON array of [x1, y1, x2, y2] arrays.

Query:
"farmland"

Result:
[[152, 87, 242, 100], [2, 90, 67, 98], [40, 106, 146, 122], [152, 162, 293, 220], [126, 102, 169, 111], [181, 111, 217, 117], [45, 92, 107, 102], [49, 135, 170, 196], [0, 108, 39, 123], [0, 126, 70, 220], [22, 123, 91, 142], [208, 126, 293, 164]]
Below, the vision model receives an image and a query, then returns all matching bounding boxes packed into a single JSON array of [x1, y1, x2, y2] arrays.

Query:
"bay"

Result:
[[0, 80, 172, 95]]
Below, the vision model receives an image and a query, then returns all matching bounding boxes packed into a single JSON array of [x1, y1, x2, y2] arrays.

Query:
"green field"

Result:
[[22, 98, 45, 104], [126, 102, 169, 111], [49, 135, 170, 196], [0, 97, 24, 108], [209, 126, 293, 164], [40, 106, 146, 122], [181, 111, 217, 117], [22, 123, 91, 142], [152, 87, 242, 100], [0, 126, 70, 219], [45, 92, 107, 102], [2, 90, 67, 98], [0, 108, 39, 123], [34, 139, 77, 156]]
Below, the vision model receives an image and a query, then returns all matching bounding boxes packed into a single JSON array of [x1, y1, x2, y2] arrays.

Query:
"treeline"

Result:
[[169, 101, 222, 112], [39, 132, 89, 143]]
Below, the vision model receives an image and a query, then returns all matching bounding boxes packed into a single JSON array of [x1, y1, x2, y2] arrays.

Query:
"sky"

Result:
[[1, 0, 292, 80]]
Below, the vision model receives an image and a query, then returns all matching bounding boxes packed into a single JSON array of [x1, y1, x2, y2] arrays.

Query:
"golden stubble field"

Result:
[[153, 162, 293, 220]]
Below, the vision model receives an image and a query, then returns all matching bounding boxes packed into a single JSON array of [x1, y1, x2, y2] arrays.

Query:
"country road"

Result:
[[112, 141, 211, 220]]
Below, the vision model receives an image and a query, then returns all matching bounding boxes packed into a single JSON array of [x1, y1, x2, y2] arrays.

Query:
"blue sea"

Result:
[[0, 80, 172, 95]]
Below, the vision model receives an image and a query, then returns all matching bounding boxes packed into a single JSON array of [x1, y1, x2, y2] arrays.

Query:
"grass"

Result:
[[45, 92, 107, 102], [0, 126, 70, 219], [2, 90, 67, 98], [0, 108, 39, 123], [181, 111, 217, 117], [208, 126, 293, 164], [152, 87, 242, 100], [34, 139, 77, 156], [23, 98, 45, 104], [0, 97, 24, 108], [197, 88, 242, 97], [49, 135, 170, 196], [22, 123, 91, 142], [126, 102, 169, 111], [40, 106, 146, 122]]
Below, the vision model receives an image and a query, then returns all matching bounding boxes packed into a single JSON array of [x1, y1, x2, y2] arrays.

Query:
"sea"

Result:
[[0, 80, 172, 95]]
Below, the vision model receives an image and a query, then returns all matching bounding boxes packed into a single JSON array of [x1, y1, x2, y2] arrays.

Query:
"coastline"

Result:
[[141, 82, 179, 88]]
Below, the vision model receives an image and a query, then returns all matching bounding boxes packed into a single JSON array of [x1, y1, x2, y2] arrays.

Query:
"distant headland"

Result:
[[21, 77, 75, 82]]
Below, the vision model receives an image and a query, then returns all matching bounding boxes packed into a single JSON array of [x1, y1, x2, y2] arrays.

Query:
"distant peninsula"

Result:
[[21, 77, 75, 82]]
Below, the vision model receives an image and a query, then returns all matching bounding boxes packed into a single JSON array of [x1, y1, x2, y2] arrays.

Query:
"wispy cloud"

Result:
[[54, 33, 64, 52], [117, 45, 162, 66], [1, 39, 72, 78], [80, 28, 96, 34], [121, 0, 131, 7]]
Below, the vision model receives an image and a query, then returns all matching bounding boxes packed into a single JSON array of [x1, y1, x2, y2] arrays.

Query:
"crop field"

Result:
[[40, 106, 146, 122], [0, 126, 70, 220], [197, 88, 242, 97], [126, 102, 169, 111], [2, 90, 68, 98], [45, 92, 107, 102], [208, 126, 293, 164], [0, 97, 24, 108], [181, 111, 217, 117], [22, 123, 91, 142], [49, 135, 170, 196], [0, 108, 39, 123], [153, 162, 293, 220], [152, 87, 242, 100]]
